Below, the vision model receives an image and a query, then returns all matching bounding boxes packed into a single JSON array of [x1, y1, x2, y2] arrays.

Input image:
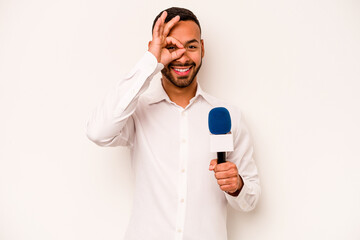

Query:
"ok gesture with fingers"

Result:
[[149, 11, 186, 66]]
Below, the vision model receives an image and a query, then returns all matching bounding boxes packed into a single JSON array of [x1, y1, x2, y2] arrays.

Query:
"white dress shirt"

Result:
[[86, 51, 260, 240]]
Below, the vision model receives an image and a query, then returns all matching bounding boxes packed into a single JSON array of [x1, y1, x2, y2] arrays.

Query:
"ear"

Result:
[[201, 39, 205, 58], [148, 41, 152, 49]]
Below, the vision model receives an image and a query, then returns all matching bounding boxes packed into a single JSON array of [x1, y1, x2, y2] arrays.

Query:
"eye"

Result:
[[167, 46, 175, 50], [187, 45, 198, 51]]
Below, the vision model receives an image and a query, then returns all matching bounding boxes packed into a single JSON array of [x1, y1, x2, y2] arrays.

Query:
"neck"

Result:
[[161, 77, 198, 109]]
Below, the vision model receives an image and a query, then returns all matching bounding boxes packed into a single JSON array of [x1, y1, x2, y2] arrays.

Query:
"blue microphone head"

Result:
[[208, 107, 232, 134]]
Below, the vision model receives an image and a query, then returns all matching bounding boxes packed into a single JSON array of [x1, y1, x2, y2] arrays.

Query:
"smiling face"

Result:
[[161, 20, 204, 88]]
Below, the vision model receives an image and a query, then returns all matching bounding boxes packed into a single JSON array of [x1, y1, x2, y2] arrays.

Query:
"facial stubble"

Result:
[[161, 60, 202, 88]]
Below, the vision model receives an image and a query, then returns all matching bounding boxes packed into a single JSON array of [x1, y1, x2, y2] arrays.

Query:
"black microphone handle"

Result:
[[217, 152, 226, 164]]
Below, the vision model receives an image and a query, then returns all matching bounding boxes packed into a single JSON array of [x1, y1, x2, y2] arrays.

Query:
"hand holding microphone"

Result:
[[209, 160, 243, 195], [208, 107, 243, 195]]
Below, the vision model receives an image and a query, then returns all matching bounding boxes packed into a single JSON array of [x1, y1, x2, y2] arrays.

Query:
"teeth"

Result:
[[173, 68, 190, 72]]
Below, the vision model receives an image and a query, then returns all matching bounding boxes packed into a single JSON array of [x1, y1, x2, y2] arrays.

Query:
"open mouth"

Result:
[[171, 66, 193, 76]]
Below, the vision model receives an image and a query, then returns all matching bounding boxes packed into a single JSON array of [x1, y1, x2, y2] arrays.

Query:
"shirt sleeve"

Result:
[[224, 109, 261, 212], [86, 51, 163, 147]]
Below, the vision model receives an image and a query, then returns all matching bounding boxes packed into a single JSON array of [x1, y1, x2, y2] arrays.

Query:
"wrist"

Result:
[[227, 188, 241, 197], [226, 174, 243, 197], [148, 46, 161, 63]]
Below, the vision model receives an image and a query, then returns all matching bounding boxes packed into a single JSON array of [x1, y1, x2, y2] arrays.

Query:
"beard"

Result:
[[161, 60, 202, 88]]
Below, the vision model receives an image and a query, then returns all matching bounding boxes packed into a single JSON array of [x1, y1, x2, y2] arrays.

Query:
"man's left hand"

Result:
[[209, 159, 243, 196]]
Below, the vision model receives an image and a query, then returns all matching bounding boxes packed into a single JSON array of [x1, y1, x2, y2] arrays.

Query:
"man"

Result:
[[86, 7, 260, 240]]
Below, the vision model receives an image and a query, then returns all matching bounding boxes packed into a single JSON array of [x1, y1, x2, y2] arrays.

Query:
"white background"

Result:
[[1, 0, 360, 239]]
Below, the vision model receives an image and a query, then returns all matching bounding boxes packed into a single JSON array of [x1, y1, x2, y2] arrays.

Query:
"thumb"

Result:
[[171, 48, 186, 61], [209, 159, 217, 171]]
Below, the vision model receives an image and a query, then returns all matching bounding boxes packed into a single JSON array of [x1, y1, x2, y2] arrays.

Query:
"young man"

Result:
[[86, 7, 260, 240]]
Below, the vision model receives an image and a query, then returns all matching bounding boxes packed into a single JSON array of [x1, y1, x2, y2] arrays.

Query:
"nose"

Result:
[[176, 50, 191, 65]]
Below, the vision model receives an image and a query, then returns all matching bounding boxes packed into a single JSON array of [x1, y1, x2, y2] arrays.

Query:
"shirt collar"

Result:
[[147, 79, 216, 107]]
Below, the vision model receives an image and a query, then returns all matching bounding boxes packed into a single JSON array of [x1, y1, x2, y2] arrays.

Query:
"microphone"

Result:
[[208, 107, 234, 164]]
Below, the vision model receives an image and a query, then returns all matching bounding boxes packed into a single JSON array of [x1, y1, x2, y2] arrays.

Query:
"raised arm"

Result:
[[86, 11, 186, 147]]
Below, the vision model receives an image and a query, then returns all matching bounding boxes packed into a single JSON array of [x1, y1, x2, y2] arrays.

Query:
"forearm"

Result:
[[86, 51, 163, 146]]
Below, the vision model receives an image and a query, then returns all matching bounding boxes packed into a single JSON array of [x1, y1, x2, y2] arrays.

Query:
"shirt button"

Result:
[[181, 169, 185, 173], [182, 139, 186, 143], [177, 229, 182, 233], [180, 198, 185, 203]]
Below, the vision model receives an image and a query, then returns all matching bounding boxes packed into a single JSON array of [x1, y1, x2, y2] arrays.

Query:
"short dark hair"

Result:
[[152, 7, 201, 34]]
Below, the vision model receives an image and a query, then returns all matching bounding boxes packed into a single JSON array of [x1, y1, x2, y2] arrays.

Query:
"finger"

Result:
[[217, 178, 229, 186], [215, 169, 239, 179], [153, 17, 162, 39], [209, 159, 217, 171], [161, 10, 168, 20], [215, 162, 236, 172], [166, 36, 184, 49], [170, 48, 186, 61], [220, 184, 237, 192], [217, 176, 238, 186], [163, 15, 180, 37], [159, 11, 167, 36]]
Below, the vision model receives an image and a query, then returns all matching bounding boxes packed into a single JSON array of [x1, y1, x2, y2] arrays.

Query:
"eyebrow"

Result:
[[185, 39, 200, 45]]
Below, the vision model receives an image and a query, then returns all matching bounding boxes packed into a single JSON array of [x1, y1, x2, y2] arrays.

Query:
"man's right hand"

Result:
[[148, 11, 186, 66]]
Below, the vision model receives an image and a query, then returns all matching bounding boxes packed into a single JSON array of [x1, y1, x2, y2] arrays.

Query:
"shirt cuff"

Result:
[[146, 51, 164, 72], [225, 181, 253, 212]]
